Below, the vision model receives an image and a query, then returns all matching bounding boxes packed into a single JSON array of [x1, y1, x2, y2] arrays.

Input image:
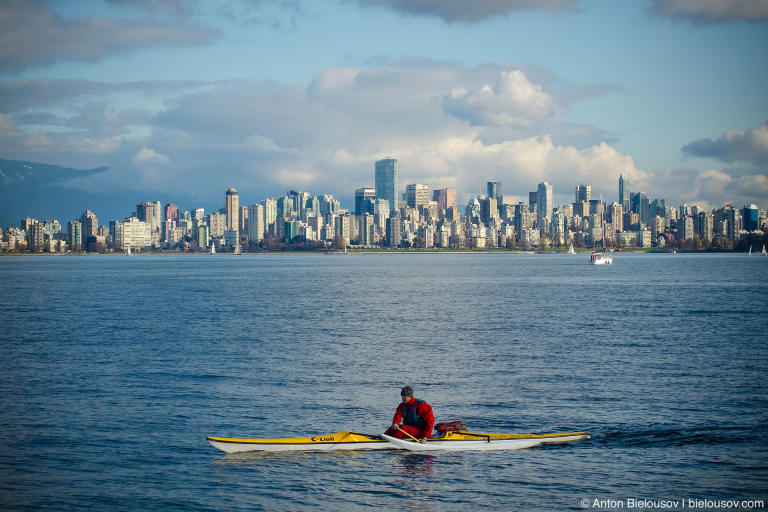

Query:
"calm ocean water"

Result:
[[0, 253, 766, 511]]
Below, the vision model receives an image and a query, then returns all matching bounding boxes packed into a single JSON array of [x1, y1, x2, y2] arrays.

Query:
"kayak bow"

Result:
[[381, 431, 591, 451]]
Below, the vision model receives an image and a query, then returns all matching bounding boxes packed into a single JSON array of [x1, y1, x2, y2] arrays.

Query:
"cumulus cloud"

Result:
[[2, 58, 760, 211], [133, 147, 171, 164], [682, 123, 768, 165], [356, 0, 576, 23], [0, 0, 219, 72], [441, 70, 557, 126], [650, 0, 768, 24]]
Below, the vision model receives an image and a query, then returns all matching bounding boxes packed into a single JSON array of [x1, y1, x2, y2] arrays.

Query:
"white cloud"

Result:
[[133, 147, 170, 164], [441, 70, 557, 127]]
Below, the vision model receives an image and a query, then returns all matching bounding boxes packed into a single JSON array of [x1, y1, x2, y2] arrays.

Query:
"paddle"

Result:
[[396, 426, 423, 443]]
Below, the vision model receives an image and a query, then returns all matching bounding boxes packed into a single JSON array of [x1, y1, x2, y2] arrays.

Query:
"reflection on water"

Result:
[[397, 453, 436, 477]]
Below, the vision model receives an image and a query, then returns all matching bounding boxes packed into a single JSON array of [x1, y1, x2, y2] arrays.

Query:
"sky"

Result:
[[1, 0, 767, 219]]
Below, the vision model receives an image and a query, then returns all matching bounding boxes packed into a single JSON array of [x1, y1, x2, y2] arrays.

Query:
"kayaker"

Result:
[[385, 385, 434, 443]]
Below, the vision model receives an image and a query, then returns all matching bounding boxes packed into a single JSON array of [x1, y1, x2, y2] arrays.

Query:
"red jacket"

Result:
[[393, 398, 434, 439]]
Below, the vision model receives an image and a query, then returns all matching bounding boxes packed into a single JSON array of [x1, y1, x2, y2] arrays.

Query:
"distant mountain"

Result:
[[0, 158, 112, 228]]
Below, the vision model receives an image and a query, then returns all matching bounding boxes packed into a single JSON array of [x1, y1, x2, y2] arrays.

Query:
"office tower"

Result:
[[240, 206, 249, 233], [375, 158, 398, 215], [136, 202, 153, 223], [226, 188, 239, 232], [154, 201, 161, 225], [743, 204, 759, 231], [68, 220, 82, 249], [487, 181, 503, 203], [479, 196, 498, 225], [406, 184, 429, 209], [536, 182, 553, 228], [248, 204, 265, 243], [121, 217, 152, 250], [695, 211, 713, 240], [208, 212, 226, 238], [165, 203, 179, 223], [619, 174, 630, 208], [109, 220, 122, 249], [434, 188, 457, 213], [197, 224, 210, 248], [355, 187, 376, 215], [575, 184, 591, 203], [528, 191, 537, 214]]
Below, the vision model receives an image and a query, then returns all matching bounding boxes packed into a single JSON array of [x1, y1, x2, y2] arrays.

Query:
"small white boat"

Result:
[[210, 242, 216, 255], [590, 251, 613, 265], [763, 245, 767, 256], [125, 246, 132, 256], [568, 243, 575, 255]]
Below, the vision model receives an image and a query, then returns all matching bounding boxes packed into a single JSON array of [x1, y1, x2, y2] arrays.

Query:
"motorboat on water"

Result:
[[206, 428, 591, 453]]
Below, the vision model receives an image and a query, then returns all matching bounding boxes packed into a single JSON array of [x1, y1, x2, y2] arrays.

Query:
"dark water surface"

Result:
[[1, 253, 766, 511]]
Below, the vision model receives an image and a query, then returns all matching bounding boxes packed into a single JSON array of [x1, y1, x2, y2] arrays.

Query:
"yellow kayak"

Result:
[[206, 430, 591, 453]]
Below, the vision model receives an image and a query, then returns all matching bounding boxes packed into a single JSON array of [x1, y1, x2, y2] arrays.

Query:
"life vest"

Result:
[[402, 399, 426, 428]]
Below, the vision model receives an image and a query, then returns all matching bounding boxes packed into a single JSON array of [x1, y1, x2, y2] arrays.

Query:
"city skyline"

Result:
[[0, 1, 766, 220]]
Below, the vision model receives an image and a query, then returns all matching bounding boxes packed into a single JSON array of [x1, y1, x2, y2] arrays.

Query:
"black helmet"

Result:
[[400, 385, 414, 397]]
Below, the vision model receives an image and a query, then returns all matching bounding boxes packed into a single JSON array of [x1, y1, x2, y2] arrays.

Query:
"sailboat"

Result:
[[210, 242, 216, 255], [568, 243, 575, 255], [125, 245, 132, 256], [589, 196, 613, 265], [749, 246, 752, 256], [762, 245, 767, 256]]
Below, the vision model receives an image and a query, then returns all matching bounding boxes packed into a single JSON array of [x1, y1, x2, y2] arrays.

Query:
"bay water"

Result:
[[1, 253, 766, 510]]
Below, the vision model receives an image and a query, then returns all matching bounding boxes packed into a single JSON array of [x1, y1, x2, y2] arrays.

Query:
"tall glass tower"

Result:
[[619, 174, 630, 209], [375, 158, 398, 215], [536, 181, 553, 228]]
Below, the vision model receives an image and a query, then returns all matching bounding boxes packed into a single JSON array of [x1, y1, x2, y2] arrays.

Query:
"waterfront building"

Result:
[[197, 224, 209, 248], [109, 220, 122, 249], [239, 206, 248, 233], [355, 187, 376, 215], [261, 198, 277, 232], [193, 208, 205, 222], [335, 214, 352, 245], [67, 220, 82, 250], [121, 217, 152, 250], [375, 158, 398, 215], [359, 214, 375, 245], [680, 216, 695, 240], [226, 188, 239, 233]]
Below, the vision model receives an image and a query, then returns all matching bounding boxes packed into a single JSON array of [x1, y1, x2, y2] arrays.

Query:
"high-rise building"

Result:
[[434, 188, 457, 213], [575, 184, 591, 203], [164, 203, 179, 223], [355, 187, 376, 215], [487, 181, 503, 210], [375, 158, 398, 215], [406, 184, 429, 209], [247, 204, 265, 244], [121, 217, 152, 250], [536, 182, 553, 228], [743, 204, 759, 231], [619, 174, 630, 209], [226, 188, 239, 232], [386, 214, 401, 247], [262, 198, 277, 230], [80, 210, 98, 246], [67, 220, 82, 250]]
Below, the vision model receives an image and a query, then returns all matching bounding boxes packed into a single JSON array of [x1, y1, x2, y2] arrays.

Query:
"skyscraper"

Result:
[[375, 158, 398, 215], [406, 184, 429, 209], [487, 181, 503, 204], [575, 184, 591, 203], [536, 182, 553, 228], [226, 188, 239, 232], [619, 174, 630, 209], [355, 187, 376, 215], [80, 210, 98, 245]]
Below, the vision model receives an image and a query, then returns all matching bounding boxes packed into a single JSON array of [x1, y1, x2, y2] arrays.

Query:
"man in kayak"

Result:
[[384, 386, 434, 443]]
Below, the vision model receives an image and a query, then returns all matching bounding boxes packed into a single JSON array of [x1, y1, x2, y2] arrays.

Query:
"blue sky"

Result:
[[1, 0, 767, 219]]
